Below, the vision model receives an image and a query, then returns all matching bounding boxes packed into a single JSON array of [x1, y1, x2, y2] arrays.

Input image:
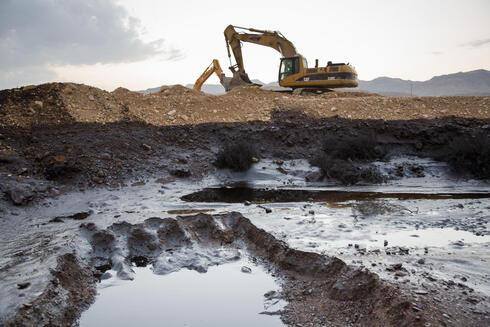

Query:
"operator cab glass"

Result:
[[279, 56, 300, 81]]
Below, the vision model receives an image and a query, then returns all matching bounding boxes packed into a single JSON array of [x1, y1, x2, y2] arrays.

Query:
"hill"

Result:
[[357, 69, 490, 96], [147, 69, 490, 96]]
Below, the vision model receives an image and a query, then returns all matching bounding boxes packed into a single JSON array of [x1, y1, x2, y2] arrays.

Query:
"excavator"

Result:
[[193, 59, 225, 91], [194, 25, 358, 94]]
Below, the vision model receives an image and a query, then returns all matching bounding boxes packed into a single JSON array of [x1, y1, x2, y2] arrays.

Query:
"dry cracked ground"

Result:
[[0, 83, 489, 327]]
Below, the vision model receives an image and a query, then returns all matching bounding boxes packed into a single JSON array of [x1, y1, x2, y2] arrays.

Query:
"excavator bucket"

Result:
[[220, 71, 254, 92]]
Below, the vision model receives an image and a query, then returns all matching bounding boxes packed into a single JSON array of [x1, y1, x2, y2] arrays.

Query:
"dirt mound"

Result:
[[1, 82, 488, 128]]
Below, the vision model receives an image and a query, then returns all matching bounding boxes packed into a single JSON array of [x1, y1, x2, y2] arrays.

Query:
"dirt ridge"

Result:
[[0, 82, 488, 128]]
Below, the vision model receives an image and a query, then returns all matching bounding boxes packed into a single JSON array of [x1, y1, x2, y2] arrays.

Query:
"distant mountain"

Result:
[[356, 69, 490, 96], [137, 69, 490, 96]]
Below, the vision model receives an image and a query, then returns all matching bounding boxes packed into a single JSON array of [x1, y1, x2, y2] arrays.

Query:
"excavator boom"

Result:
[[193, 59, 224, 91], [224, 25, 297, 86]]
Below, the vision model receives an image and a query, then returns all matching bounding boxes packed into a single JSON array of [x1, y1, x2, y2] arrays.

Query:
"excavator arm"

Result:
[[224, 25, 297, 86], [193, 59, 224, 91]]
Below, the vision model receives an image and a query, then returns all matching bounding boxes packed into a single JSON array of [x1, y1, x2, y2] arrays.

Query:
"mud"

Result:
[[182, 187, 490, 203], [4, 253, 96, 327], [1, 111, 489, 206], [1, 110, 489, 326], [45, 213, 488, 326]]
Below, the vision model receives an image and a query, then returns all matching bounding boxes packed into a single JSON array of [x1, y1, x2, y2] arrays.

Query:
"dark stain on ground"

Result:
[[182, 187, 490, 203]]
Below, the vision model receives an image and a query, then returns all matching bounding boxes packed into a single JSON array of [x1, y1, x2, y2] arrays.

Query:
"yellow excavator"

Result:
[[193, 59, 225, 91], [194, 25, 358, 94]]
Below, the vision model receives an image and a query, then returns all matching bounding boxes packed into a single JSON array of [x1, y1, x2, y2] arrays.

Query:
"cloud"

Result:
[[431, 51, 443, 55], [0, 0, 183, 88], [460, 38, 490, 47]]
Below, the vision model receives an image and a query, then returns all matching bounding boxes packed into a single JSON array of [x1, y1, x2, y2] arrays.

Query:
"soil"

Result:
[[0, 83, 489, 128], [0, 83, 489, 326], [1, 111, 489, 205]]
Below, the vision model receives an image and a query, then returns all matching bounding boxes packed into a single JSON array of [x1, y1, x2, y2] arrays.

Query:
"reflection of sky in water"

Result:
[[80, 259, 284, 327]]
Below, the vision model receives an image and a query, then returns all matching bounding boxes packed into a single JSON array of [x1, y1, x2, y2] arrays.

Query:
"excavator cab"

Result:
[[279, 56, 306, 81], [279, 57, 296, 81]]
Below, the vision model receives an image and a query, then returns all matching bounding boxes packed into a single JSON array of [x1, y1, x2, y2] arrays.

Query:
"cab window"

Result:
[[279, 57, 300, 81], [279, 58, 293, 80]]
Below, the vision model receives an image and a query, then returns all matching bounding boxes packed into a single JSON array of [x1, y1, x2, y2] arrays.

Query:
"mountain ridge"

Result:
[[138, 69, 490, 96]]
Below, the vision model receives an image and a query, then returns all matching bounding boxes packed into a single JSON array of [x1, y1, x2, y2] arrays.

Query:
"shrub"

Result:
[[215, 141, 257, 172], [437, 133, 490, 179], [312, 154, 384, 185], [323, 133, 386, 161]]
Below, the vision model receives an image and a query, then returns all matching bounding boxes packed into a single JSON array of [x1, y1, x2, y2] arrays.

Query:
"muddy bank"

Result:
[[6, 212, 486, 326], [1, 111, 489, 206], [4, 253, 96, 327]]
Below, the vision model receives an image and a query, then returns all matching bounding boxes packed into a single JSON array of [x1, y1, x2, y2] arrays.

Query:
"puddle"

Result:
[[182, 187, 490, 203], [80, 259, 285, 327]]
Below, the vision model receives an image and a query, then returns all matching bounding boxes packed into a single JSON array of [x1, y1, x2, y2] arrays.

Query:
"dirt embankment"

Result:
[[1, 111, 489, 206], [0, 83, 488, 128]]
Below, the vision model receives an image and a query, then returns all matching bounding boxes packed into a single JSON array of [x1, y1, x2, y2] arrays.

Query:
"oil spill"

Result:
[[79, 259, 284, 327], [182, 187, 490, 203]]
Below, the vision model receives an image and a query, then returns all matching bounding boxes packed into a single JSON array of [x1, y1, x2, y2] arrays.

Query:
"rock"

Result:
[[170, 168, 191, 178], [414, 289, 428, 295], [384, 240, 388, 247], [17, 282, 31, 290], [100, 272, 112, 280], [331, 106, 337, 112], [386, 263, 403, 271], [452, 240, 465, 247], [0, 153, 16, 163], [34, 100, 43, 107], [241, 266, 252, 273], [180, 114, 189, 121], [398, 246, 409, 255], [101, 153, 112, 160], [251, 157, 259, 163], [88, 95, 95, 101], [395, 271, 407, 277], [305, 171, 323, 182], [264, 290, 277, 299], [417, 258, 425, 264], [91, 176, 104, 184], [6, 184, 35, 205], [244, 201, 252, 206], [167, 110, 176, 115], [142, 144, 152, 151]]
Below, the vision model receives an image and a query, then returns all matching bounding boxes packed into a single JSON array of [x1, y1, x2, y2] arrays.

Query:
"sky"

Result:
[[1, 0, 489, 91]]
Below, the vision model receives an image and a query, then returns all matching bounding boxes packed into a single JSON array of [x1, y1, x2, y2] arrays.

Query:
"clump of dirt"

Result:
[[1, 82, 489, 128], [311, 154, 385, 185], [215, 141, 257, 171]]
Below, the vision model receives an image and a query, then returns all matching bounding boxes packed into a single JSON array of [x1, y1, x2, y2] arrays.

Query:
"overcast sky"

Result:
[[1, 0, 489, 91]]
